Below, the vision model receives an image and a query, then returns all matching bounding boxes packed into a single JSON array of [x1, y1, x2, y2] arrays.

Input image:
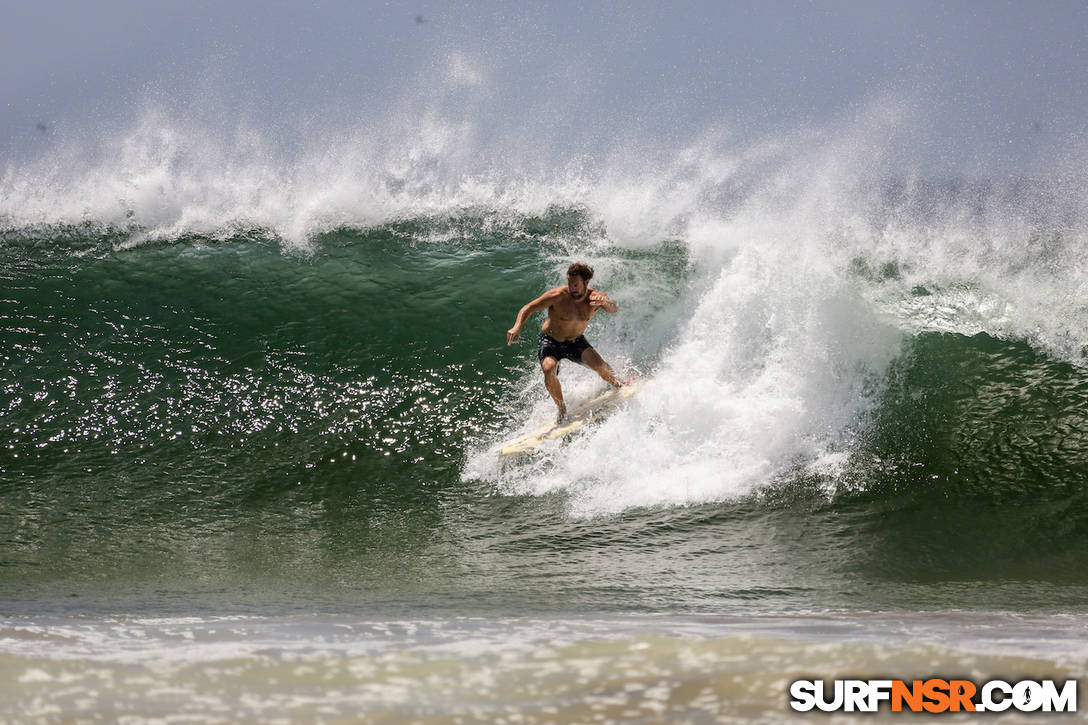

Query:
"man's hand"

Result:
[[506, 326, 521, 345], [588, 291, 617, 313]]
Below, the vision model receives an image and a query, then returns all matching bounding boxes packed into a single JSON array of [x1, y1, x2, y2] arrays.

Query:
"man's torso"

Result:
[[542, 286, 597, 341]]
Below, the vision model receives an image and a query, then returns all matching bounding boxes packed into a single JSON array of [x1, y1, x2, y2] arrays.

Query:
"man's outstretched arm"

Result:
[[507, 288, 562, 344]]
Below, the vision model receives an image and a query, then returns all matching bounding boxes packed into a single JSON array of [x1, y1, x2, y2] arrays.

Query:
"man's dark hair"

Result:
[[567, 262, 594, 282]]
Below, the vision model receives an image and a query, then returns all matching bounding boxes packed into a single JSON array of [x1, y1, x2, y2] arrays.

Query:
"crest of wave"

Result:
[[854, 171, 1088, 366], [0, 103, 587, 248]]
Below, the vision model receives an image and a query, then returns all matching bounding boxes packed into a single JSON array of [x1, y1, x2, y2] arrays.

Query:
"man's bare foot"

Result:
[[555, 404, 567, 424]]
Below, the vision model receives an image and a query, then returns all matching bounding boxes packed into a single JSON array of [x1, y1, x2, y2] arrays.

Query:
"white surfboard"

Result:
[[499, 381, 641, 456]]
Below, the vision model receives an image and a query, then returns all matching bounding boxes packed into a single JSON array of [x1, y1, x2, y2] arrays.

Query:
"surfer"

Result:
[[506, 262, 625, 422]]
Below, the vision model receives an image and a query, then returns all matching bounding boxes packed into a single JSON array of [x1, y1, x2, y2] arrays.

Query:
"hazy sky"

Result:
[[2, 0, 1086, 174]]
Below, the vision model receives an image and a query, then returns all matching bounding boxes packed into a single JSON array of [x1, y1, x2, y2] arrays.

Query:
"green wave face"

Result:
[[2, 210, 1088, 615], [4, 229, 524, 463], [831, 332, 1088, 585], [0, 214, 700, 611]]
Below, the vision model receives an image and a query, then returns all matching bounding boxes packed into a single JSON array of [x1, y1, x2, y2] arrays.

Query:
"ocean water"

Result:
[[2, 108, 1087, 722]]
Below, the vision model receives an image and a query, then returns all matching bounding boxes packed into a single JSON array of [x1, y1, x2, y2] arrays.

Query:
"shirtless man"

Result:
[[506, 262, 625, 422]]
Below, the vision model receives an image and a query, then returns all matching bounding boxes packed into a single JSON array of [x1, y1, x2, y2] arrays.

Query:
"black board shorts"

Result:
[[538, 332, 591, 365]]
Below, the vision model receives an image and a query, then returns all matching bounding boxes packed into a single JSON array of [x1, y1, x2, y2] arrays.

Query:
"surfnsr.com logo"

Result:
[[789, 679, 1077, 713]]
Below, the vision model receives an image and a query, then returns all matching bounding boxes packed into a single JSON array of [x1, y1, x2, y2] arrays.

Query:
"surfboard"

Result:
[[499, 381, 641, 456]]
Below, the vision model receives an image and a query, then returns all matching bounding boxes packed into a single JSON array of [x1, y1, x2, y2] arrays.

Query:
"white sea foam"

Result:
[[462, 116, 897, 513], [465, 117, 1086, 515], [1, 612, 1085, 723]]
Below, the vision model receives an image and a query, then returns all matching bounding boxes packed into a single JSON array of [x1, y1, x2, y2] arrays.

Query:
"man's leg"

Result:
[[580, 347, 624, 388], [540, 356, 567, 422]]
